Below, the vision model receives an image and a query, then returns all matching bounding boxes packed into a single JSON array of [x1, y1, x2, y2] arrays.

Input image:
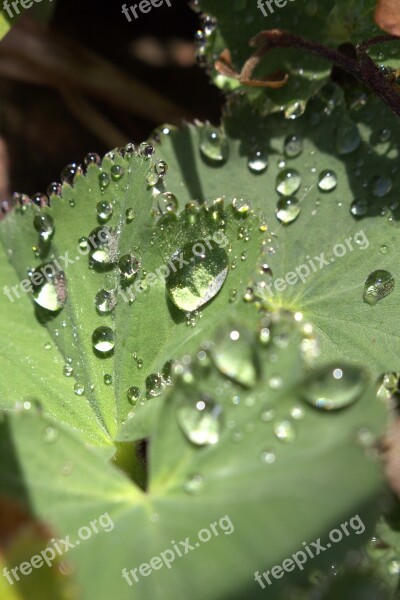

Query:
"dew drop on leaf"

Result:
[[284, 134, 303, 158], [350, 199, 368, 217], [84, 152, 101, 167], [260, 449, 276, 464], [363, 270, 394, 305], [232, 197, 250, 215], [127, 386, 141, 405], [199, 125, 229, 163], [61, 163, 82, 185], [88, 226, 117, 265], [276, 169, 301, 196], [145, 373, 166, 397], [125, 208, 135, 223], [118, 254, 140, 283], [96, 201, 113, 223], [284, 100, 306, 120], [155, 160, 168, 177], [274, 420, 296, 442], [95, 289, 117, 314], [211, 325, 258, 387], [138, 142, 155, 158], [335, 121, 361, 155], [248, 149, 268, 173], [103, 374, 113, 386], [31, 263, 67, 312], [33, 214, 55, 242], [74, 383, 85, 396], [110, 165, 125, 181], [276, 197, 300, 224], [370, 175, 392, 198], [157, 192, 178, 215], [165, 240, 228, 312], [177, 394, 223, 446], [183, 474, 204, 495], [300, 364, 369, 410], [99, 172, 110, 191], [92, 326, 115, 354], [318, 170, 337, 192]]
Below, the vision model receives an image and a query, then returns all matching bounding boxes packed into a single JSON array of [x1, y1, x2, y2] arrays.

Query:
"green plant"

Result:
[[0, 1, 399, 599]]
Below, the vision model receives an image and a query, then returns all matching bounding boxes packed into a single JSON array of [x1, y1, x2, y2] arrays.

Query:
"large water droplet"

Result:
[[248, 149, 268, 173], [199, 126, 229, 163], [166, 240, 228, 312], [276, 169, 301, 196], [92, 326, 115, 355], [211, 325, 258, 387], [33, 214, 55, 242], [284, 135, 303, 158], [177, 394, 223, 446], [300, 364, 369, 410], [111, 165, 125, 181], [276, 197, 300, 224], [318, 170, 337, 192], [363, 270, 394, 305], [31, 263, 67, 312]]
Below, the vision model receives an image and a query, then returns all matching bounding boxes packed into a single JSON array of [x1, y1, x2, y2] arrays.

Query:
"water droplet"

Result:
[[184, 474, 204, 495], [371, 175, 392, 198], [92, 326, 115, 354], [33, 214, 55, 242], [118, 254, 140, 283], [79, 237, 89, 251], [260, 405, 275, 422], [363, 270, 394, 305], [276, 169, 301, 196], [127, 386, 141, 405], [96, 201, 113, 223], [378, 128, 391, 143], [284, 100, 306, 120], [284, 135, 303, 158], [276, 196, 300, 224], [145, 373, 166, 397], [44, 426, 59, 443], [350, 199, 368, 217], [157, 192, 178, 215], [74, 383, 85, 396], [300, 364, 369, 410], [290, 406, 305, 420], [248, 149, 268, 173], [61, 163, 82, 185], [63, 364, 73, 377], [166, 240, 228, 312], [47, 182, 62, 197], [44, 341, 52, 350], [318, 170, 337, 192], [31, 263, 67, 312], [104, 374, 113, 385], [138, 142, 155, 158], [111, 165, 125, 181], [146, 170, 159, 187], [336, 121, 361, 155], [199, 126, 229, 163], [88, 226, 117, 265], [99, 172, 110, 191], [274, 420, 296, 442], [380, 245, 388, 255], [84, 152, 101, 167], [95, 289, 117, 314], [125, 208, 135, 223], [155, 160, 168, 177], [232, 197, 250, 215], [212, 326, 258, 387], [260, 449, 276, 464], [177, 394, 223, 446]]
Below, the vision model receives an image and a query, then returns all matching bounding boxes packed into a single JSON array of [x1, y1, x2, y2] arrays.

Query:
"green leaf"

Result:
[[197, 0, 400, 112], [156, 90, 400, 376]]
